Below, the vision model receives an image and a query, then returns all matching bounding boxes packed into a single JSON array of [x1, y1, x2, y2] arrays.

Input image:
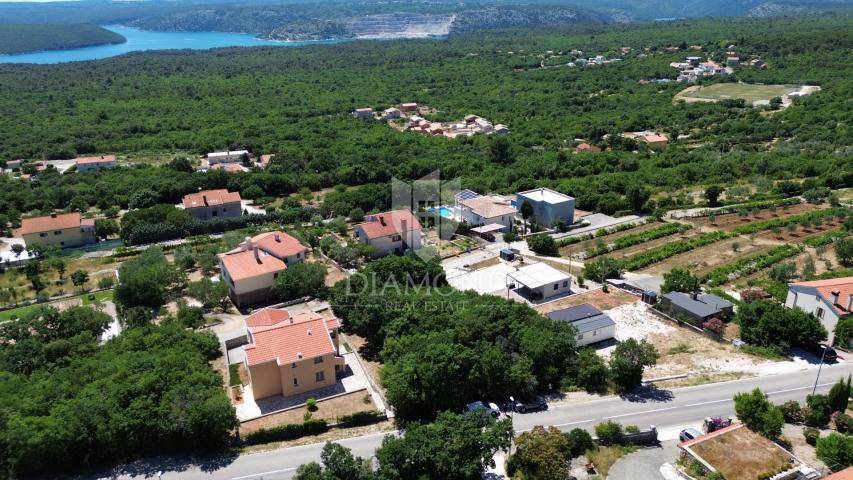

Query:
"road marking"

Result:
[[604, 405, 679, 420], [232, 467, 296, 480]]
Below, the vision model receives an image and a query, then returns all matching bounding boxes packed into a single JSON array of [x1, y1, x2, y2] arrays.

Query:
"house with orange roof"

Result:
[[460, 195, 517, 232], [575, 142, 600, 153], [182, 189, 242, 220], [256, 154, 275, 169], [75, 155, 117, 173], [218, 232, 307, 306], [826, 466, 853, 479], [19, 212, 96, 249], [243, 307, 344, 400], [354, 209, 423, 259], [787, 277, 853, 345], [641, 133, 669, 151], [210, 163, 245, 174]]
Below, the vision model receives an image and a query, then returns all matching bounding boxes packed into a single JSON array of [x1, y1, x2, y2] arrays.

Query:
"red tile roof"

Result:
[[244, 316, 339, 366], [20, 212, 83, 235], [76, 155, 116, 165], [211, 163, 244, 173], [258, 154, 274, 167], [219, 248, 285, 281], [356, 209, 422, 240], [461, 196, 517, 218], [827, 467, 853, 480], [792, 277, 853, 316], [643, 134, 669, 143], [182, 189, 242, 209], [253, 231, 306, 259]]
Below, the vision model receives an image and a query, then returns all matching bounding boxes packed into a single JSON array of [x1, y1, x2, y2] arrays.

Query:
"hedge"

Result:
[[804, 230, 850, 247], [555, 220, 647, 248], [584, 222, 690, 258], [701, 244, 802, 286], [337, 410, 381, 426], [242, 419, 328, 445]]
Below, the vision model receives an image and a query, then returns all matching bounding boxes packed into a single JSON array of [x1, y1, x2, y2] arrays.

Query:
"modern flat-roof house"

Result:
[[547, 303, 616, 346], [354, 209, 422, 258], [400, 102, 418, 112], [20, 212, 96, 249], [352, 108, 373, 118], [207, 150, 249, 165], [507, 262, 572, 302], [5, 159, 23, 171], [459, 195, 517, 232], [382, 108, 401, 119], [516, 187, 575, 228], [182, 189, 242, 220], [786, 277, 853, 346], [243, 307, 345, 400], [75, 155, 117, 173], [218, 232, 307, 307], [660, 291, 733, 325]]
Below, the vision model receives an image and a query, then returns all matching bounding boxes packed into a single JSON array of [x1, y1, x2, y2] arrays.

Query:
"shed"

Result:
[[660, 291, 733, 325], [507, 262, 572, 302], [547, 303, 615, 346], [500, 249, 516, 261]]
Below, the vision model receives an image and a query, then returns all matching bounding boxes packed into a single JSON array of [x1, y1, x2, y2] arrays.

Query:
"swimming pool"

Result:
[[438, 207, 453, 218]]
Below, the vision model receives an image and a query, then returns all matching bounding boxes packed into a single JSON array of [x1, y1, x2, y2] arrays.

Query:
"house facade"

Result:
[[516, 187, 575, 228], [218, 231, 307, 307], [207, 150, 249, 165], [786, 278, 853, 346], [507, 262, 572, 302], [20, 212, 96, 249], [459, 195, 517, 232], [183, 189, 243, 220], [641, 134, 669, 151], [660, 292, 733, 325], [243, 308, 345, 400], [354, 209, 423, 258], [75, 155, 117, 173], [546, 303, 616, 347]]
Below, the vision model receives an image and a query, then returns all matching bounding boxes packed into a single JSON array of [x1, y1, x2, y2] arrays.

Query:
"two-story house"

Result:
[[20, 212, 96, 249], [786, 277, 853, 345], [75, 155, 117, 173], [354, 209, 422, 258], [516, 187, 575, 228], [243, 307, 345, 400], [182, 189, 243, 220], [218, 231, 307, 307]]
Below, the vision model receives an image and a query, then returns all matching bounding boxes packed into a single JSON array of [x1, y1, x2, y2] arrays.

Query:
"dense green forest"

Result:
[[0, 23, 125, 55], [0, 15, 851, 221]]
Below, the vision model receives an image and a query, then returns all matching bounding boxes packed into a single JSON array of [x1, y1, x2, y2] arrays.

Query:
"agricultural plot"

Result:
[[688, 203, 818, 231], [558, 222, 661, 257], [674, 83, 799, 104], [602, 229, 702, 261], [638, 235, 776, 276]]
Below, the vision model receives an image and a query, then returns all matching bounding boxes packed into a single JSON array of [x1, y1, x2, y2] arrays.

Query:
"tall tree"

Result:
[[609, 339, 658, 392]]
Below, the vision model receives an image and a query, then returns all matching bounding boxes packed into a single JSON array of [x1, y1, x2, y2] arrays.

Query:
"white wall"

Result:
[[576, 324, 616, 347], [786, 288, 841, 344]]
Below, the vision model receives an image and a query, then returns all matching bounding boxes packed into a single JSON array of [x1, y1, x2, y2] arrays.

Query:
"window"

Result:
[[577, 333, 584, 340], [222, 208, 227, 212], [314, 356, 324, 364], [293, 378, 298, 386], [553, 283, 558, 291], [563, 280, 569, 288], [212, 211, 218, 217], [274, 273, 279, 279], [54, 231, 62, 235], [60, 242, 65, 246], [316, 371, 325, 382], [292, 362, 297, 368], [816, 307, 825, 319], [592, 330, 597, 336], [392, 234, 401, 242], [39, 233, 48, 237]]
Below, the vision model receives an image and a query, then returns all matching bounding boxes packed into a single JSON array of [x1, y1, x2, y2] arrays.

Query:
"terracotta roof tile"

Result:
[[253, 231, 306, 259], [76, 155, 116, 165], [244, 316, 338, 366], [183, 189, 242, 209], [218, 248, 285, 282], [461, 196, 517, 218], [20, 212, 82, 235], [827, 467, 853, 480], [792, 277, 853, 315], [356, 209, 422, 240]]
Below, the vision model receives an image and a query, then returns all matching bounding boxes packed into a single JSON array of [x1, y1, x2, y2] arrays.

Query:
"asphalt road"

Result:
[[99, 361, 853, 480]]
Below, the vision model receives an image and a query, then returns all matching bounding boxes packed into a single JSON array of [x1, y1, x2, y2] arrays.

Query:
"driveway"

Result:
[[608, 440, 681, 480]]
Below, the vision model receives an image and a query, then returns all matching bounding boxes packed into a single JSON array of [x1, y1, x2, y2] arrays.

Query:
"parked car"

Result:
[[508, 397, 548, 413], [679, 428, 703, 442], [466, 401, 501, 418], [808, 344, 838, 362]]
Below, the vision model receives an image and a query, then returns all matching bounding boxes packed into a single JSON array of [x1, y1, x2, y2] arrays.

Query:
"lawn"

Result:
[[675, 83, 796, 104], [586, 445, 636, 477], [0, 289, 113, 320]]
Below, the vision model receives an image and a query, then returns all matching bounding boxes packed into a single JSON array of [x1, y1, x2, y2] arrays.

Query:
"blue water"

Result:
[[438, 207, 453, 218], [0, 25, 343, 64]]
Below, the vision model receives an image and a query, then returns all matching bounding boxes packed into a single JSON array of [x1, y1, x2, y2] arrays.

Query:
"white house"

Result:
[[546, 303, 616, 346], [353, 108, 374, 118], [383, 108, 401, 119], [354, 209, 422, 258], [507, 262, 572, 302], [459, 195, 516, 232], [786, 277, 853, 345], [516, 187, 575, 228]]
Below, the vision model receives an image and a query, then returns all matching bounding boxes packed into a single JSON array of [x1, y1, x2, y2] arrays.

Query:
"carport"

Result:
[[471, 223, 506, 241], [506, 262, 572, 302]]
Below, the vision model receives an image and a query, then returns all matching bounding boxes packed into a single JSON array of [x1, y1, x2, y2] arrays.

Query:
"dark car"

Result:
[[809, 344, 838, 362], [510, 397, 548, 414]]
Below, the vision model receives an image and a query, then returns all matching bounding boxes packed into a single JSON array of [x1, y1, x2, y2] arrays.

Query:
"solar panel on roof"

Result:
[[455, 189, 480, 201]]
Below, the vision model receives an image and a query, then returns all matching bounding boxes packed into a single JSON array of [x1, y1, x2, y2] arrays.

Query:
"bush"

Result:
[[781, 400, 804, 423], [306, 398, 318, 412], [567, 428, 595, 457], [624, 425, 640, 434], [526, 234, 558, 256], [243, 419, 329, 445], [817, 433, 853, 470], [806, 394, 833, 427], [837, 413, 853, 434], [804, 427, 820, 446], [594, 421, 622, 445], [337, 410, 380, 427]]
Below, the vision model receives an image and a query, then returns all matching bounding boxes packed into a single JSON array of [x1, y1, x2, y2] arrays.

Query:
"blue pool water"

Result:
[[438, 207, 453, 218], [0, 26, 343, 64]]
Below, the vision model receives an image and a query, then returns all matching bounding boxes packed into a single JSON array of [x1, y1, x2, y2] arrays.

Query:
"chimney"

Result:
[[847, 294, 853, 312], [831, 289, 840, 305], [379, 216, 386, 226], [50, 213, 57, 218], [242, 236, 253, 251], [274, 233, 280, 242], [253, 246, 261, 264], [297, 352, 303, 359], [691, 292, 698, 301], [307, 329, 312, 336]]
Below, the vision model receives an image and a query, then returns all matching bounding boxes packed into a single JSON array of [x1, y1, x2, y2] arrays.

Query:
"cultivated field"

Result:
[[687, 203, 818, 231], [674, 82, 798, 104], [602, 230, 701, 260], [637, 235, 777, 276], [559, 222, 663, 257]]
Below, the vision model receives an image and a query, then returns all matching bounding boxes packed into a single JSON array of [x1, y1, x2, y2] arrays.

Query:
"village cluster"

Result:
[[353, 102, 509, 138]]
